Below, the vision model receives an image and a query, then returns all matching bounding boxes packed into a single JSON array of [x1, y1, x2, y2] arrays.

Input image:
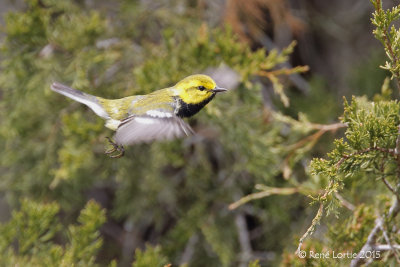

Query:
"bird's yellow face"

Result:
[[174, 74, 222, 104]]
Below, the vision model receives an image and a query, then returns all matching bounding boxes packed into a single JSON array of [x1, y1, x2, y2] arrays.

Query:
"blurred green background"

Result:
[[0, 0, 395, 266]]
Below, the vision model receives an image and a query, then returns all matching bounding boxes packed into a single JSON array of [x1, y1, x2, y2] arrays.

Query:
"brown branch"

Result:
[[308, 122, 347, 131], [257, 34, 310, 94], [258, 66, 309, 77], [286, 129, 325, 152], [282, 130, 325, 179], [282, 122, 346, 179], [229, 187, 300, 210], [286, 123, 346, 152]]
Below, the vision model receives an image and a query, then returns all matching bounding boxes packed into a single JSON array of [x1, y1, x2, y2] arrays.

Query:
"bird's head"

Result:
[[174, 74, 227, 105]]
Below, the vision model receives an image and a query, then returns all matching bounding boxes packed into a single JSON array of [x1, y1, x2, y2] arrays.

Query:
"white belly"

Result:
[[105, 119, 121, 131]]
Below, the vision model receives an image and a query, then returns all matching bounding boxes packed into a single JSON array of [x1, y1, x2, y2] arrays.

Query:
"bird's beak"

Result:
[[211, 86, 228, 93]]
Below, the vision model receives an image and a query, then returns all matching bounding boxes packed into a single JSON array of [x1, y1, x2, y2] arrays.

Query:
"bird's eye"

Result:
[[198, 86, 206, 91]]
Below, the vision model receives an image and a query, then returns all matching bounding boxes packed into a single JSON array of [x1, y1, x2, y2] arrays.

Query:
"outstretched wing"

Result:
[[114, 112, 194, 145]]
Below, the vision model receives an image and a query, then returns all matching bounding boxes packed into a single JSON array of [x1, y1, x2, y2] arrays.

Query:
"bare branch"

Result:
[[282, 122, 346, 179], [395, 125, 400, 155], [296, 180, 334, 254], [235, 213, 252, 267], [179, 234, 199, 265], [372, 244, 400, 251], [381, 177, 397, 196], [296, 203, 324, 255], [379, 214, 400, 264], [350, 198, 400, 267], [257, 34, 310, 94], [334, 192, 355, 211], [229, 187, 299, 210]]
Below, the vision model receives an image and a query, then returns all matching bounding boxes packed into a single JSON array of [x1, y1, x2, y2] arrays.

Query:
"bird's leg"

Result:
[[112, 145, 125, 158], [105, 137, 125, 158], [105, 137, 117, 154]]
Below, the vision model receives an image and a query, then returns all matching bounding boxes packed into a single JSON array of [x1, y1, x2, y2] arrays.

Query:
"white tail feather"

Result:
[[51, 82, 109, 119]]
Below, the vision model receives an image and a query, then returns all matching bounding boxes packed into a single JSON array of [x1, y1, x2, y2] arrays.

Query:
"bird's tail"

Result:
[[51, 82, 109, 119]]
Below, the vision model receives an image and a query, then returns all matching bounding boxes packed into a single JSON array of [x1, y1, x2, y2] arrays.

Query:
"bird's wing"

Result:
[[114, 112, 194, 145]]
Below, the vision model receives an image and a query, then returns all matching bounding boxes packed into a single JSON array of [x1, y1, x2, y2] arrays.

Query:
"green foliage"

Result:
[[290, 2, 400, 266], [311, 95, 400, 178], [131, 245, 168, 267], [64, 200, 106, 265], [0, 0, 314, 266], [371, 0, 400, 80], [6, 0, 393, 266], [248, 260, 261, 267], [0, 199, 105, 267], [303, 94, 400, 250], [310, 93, 400, 203], [328, 204, 375, 252]]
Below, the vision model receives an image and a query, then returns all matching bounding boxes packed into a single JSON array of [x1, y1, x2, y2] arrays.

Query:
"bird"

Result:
[[51, 74, 228, 158]]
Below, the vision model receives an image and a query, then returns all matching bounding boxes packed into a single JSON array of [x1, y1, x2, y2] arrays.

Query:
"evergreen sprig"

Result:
[[294, 2, 400, 260], [371, 0, 400, 86], [297, 94, 400, 254], [0, 199, 105, 267]]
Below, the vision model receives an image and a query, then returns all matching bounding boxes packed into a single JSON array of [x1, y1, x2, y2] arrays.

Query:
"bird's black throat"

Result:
[[175, 94, 215, 118]]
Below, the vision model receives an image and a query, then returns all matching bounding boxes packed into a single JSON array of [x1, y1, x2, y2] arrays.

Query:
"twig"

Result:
[[258, 66, 309, 77], [350, 124, 400, 265], [257, 34, 310, 94], [229, 187, 299, 210], [396, 125, 400, 155], [179, 234, 199, 265], [372, 244, 400, 251], [296, 180, 333, 255], [350, 198, 400, 267], [285, 123, 346, 153], [297, 140, 398, 255], [334, 192, 355, 211], [308, 122, 347, 131], [379, 214, 400, 264], [282, 122, 346, 179], [379, 154, 397, 197], [235, 213, 252, 267], [396, 125, 400, 178], [381, 177, 397, 196], [296, 203, 324, 255]]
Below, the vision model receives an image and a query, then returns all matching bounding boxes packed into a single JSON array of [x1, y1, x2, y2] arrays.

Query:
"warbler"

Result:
[[51, 74, 227, 158]]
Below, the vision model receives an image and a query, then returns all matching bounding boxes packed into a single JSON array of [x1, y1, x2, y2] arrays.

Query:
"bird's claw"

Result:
[[105, 137, 125, 158]]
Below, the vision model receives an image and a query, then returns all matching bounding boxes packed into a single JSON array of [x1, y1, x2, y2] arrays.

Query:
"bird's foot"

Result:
[[105, 137, 125, 158]]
